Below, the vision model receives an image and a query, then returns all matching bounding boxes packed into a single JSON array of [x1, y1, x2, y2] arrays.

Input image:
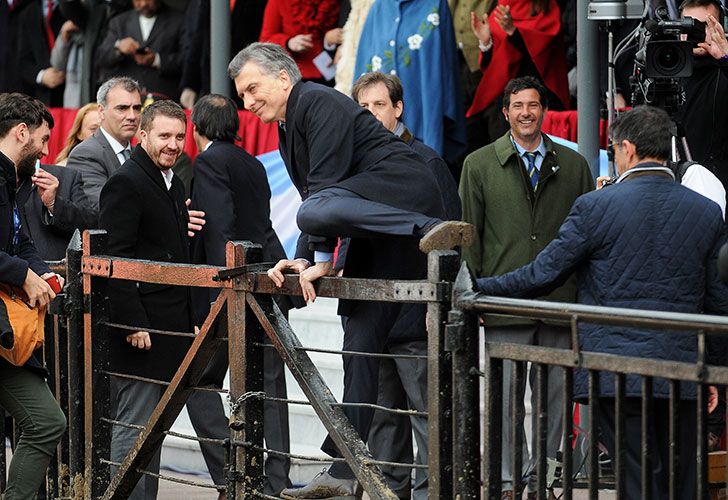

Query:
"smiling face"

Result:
[[503, 88, 546, 146], [233, 61, 292, 124], [100, 85, 142, 145], [16, 121, 50, 178], [356, 81, 403, 133], [139, 115, 186, 169]]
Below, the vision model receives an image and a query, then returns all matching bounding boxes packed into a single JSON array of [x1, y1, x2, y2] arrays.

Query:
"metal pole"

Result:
[[210, 0, 231, 96], [577, 0, 601, 179]]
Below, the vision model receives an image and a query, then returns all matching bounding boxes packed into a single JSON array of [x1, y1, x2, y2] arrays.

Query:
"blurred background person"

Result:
[[95, 0, 185, 100], [54, 102, 102, 165], [469, 0, 570, 144], [259, 0, 340, 84]]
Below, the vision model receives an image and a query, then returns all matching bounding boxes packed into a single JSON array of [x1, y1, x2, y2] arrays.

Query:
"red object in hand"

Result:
[[45, 275, 62, 294]]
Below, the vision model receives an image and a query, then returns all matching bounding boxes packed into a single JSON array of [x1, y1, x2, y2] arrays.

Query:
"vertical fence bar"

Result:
[[668, 379, 680, 500], [227, 242, 265, 499], [587, 370, 599, 500], [641, 376, 653, 500], [426, 250, 459, 498], [483, 351, 503, 498], [0, 408, 4, 493], [614, 373, 626, 499], [83, 230, 111, 499], [65, 231, 86, 494], [512, 361, 525, 497], [43, 311, 60, 498], [449, 309, 480, 499], [561, 367, 573, 500], [697, 383, 708, 500], [534, 363, 548, 500]]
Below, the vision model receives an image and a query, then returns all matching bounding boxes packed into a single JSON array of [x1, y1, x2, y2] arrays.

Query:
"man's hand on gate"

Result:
[[22, 268, 55, 307], [299, 261, 333, 303], [126, 331, 152, 350], [267, 259, 310, 288]]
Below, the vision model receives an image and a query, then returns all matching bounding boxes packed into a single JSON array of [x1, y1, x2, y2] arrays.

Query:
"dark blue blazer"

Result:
[[477, 166, 728, 400]]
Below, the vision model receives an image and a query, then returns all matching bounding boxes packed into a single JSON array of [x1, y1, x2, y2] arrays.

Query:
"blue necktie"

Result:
[[524, 152, 539, 191]]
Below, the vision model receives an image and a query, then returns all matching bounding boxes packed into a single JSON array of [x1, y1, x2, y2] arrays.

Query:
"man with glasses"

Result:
[[0, 92, 67, 500]]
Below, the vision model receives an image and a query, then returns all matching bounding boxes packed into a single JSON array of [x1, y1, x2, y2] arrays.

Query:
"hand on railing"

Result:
[[23, 269, 56, 308], [299, 261, 334, 303]]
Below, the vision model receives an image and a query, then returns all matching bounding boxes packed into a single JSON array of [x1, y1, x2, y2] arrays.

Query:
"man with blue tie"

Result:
[[458, 76, 593, 499]]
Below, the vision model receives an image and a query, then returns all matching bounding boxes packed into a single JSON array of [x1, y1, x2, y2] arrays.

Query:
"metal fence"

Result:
[[3, 232, 728, 499], [448, 262, 728, 500]]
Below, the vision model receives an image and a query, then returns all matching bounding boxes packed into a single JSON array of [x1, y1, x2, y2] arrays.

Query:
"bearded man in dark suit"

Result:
[[229, 42, 471, 498], [99, 99, 191, 500]]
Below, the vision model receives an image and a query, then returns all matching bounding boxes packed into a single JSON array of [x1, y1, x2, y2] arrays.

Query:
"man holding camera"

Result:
[[675, 0, 728, 198], [476, 105, 728, 499]]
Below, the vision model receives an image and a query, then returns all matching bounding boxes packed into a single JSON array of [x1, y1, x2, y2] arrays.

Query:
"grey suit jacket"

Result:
[[66, 128, 121, 211]]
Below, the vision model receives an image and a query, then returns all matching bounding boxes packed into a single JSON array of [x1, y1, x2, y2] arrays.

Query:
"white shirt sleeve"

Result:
[[682, 164, 726, 219]]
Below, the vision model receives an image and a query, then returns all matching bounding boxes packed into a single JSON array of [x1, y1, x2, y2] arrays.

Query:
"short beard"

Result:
[[16, 154, 36, 180]]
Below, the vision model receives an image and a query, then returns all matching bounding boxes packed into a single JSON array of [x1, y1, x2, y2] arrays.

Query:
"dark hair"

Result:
[[140, 99, 187, 132], [609, 106, 672, 161], [191, 94, 240, 142], [0, 92, 54, 139], [351, 72, 404, 106], [502, 76, 549, 109], [679, 0, 725, 23]]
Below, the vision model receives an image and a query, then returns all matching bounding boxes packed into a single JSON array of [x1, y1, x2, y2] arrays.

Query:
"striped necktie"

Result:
[[524, 152, 539, 191]]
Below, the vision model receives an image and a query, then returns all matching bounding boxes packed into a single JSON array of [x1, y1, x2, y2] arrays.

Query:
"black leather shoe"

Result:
[[280, 469, 361, 499]]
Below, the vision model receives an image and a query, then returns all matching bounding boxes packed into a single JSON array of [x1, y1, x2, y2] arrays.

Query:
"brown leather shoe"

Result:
[[418, 220, 474, 253], [280, 469, 361, 499]]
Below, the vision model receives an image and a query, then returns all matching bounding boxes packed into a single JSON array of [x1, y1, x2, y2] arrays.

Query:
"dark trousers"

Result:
[[598, 397, 697, 500], [367, 341, 428, 500], [296, 187, 438, 242], [186, 322, 292, 495], [324, 301, 404, 479]]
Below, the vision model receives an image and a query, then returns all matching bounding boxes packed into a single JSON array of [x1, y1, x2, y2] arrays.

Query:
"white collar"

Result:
[[99, 126, 130, 156]]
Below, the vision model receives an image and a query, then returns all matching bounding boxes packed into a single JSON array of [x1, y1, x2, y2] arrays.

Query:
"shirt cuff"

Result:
[[153, 53, 161, 69], [314, 251, 334, 263], [323, 40, 338, 51], [479, 39, 493, 52], [36, 69, 46, 84]]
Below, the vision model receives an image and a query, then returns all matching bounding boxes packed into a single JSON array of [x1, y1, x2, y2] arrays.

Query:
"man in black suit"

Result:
[[187, 94, 292, 496], [16, 163, 97, 260], [229, 42, 471, 498], [99, 100, 191, 500], [67, 76, 142, 210], [96, 0, 185, 100]]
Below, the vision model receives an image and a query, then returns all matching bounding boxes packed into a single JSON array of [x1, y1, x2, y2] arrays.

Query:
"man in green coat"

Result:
[[459, 76, 593, 500]]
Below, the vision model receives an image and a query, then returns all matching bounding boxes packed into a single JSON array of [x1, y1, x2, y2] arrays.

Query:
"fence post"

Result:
[[427, 250, 460, 498], [83, 230, 111, 499], [448, 306, 480, 499], [65, 230, 86, 496], [226, 241, 265, 499]]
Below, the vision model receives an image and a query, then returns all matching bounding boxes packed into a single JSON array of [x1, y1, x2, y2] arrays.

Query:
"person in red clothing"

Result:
[[468, 0, 570, 145], [259, 0, 341, 84]]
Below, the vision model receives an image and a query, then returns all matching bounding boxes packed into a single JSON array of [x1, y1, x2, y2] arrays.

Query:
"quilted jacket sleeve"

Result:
[[476, 194, 592, 298]]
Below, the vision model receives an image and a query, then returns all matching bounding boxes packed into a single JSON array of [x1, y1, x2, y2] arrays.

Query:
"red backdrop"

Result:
[[47, 108, 280, 163], [46, 108, 608, 164]]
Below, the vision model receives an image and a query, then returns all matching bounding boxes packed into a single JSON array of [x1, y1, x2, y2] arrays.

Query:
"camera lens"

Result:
[[657, 46, 680, 72]]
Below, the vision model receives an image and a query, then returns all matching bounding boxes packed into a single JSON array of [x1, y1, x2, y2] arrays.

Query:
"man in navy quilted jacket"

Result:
[[477, 105, 728, 500]]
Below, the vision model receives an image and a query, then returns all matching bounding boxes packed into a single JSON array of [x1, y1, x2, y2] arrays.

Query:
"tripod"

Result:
[[669, 119, 693, 163]]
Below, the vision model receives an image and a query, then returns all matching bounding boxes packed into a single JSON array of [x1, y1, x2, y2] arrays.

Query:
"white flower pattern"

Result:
[[407, 34, 423, 50], [371, 55, 382, 71], [427, 13, 440, 26]]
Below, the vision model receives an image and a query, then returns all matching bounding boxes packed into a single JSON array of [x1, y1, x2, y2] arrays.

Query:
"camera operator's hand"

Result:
[[700, 14, 728, 60]]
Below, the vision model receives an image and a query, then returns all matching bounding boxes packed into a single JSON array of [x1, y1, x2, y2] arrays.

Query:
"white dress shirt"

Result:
[[99, 126, 132, 165]]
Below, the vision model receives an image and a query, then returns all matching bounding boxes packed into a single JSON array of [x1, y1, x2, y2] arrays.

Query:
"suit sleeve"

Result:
[[476, 196, 592, 298], [99, 174, 151, 331], [703, 220, 728, 365], [66, 147, 111, 212], [193, 154, 236, 267], [0, 232, 49, 287], [45, 169, 99, 233], [459, 154, 485, 276], [95, 15, 127, 71]]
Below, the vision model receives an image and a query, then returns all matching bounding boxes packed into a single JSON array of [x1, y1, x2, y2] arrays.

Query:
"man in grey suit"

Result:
[[95, 0, 185, 100], [66, 77, 142, 210]]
